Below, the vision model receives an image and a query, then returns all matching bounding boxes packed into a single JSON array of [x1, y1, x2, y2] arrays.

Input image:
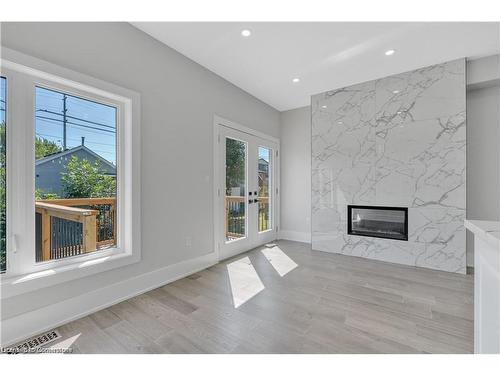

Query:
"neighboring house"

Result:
[[258, 158, 269, 188], [35, 145, 116, 197], [258, 157, 269, 173]]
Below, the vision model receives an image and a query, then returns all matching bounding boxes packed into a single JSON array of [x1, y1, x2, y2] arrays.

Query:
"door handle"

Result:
[[12, 233, 19, 253]]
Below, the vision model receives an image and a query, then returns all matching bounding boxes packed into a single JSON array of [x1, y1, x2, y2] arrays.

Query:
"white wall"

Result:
[[279, 107, 311, 243], [466, 84, 500, 266], [279, 56, 500, 270], [0, 23, 280, 322], [467, 54, 500, 89]]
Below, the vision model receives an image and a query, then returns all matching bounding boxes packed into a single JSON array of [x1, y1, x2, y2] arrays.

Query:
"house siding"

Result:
[[36, 148, 116, 197]]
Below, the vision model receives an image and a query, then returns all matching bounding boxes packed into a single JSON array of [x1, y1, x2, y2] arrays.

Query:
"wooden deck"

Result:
[[34, 195, 268, 262], [35, 197, 116, 262]]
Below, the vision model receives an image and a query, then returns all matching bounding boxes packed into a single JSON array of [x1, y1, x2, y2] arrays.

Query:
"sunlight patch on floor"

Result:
[[48, 333, 81, 352], [261, 246, 298, 276], [227, 256, 265, 308]]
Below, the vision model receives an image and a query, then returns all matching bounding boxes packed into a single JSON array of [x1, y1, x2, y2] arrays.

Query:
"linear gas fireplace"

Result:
[[347, 205, 408, 241]]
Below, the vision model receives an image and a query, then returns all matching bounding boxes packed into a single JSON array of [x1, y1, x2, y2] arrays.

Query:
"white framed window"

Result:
[[0, 48, 141, 298]]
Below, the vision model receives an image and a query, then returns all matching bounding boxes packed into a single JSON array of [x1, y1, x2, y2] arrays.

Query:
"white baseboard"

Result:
[[278, 230, 311, 243], [0, 251, 218, 347]]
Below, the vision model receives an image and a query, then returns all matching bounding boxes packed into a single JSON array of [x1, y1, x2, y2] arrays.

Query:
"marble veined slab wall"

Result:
[[311, 59, 466, 273]]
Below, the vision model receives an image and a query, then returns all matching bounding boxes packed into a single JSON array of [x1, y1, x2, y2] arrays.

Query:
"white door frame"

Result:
[[213, 115, 280, 261]]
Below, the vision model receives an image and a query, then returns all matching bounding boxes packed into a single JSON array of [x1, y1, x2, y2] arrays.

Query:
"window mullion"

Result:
[[7, 70, 36, 275]]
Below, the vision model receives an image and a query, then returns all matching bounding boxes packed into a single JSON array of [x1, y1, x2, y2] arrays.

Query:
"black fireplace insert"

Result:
[[347, 205, 408, 241]]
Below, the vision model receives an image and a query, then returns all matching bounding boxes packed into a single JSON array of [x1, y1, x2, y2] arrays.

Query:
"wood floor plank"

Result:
[[89, 308, 121, 330], [155, 331, 206, 354], [24, 239, 473, 354], [130, 292, 240, 353], [148, 287, 199, 315], [108, 300, 173, 341], [104, 320, 164, 354], [57, 317, 127, 354]]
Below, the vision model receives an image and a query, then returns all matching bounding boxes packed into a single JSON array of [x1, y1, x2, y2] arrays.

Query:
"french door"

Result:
[[216, 122, 279, 261]]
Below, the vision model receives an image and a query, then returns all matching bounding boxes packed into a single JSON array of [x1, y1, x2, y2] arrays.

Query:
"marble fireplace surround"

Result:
[[311, 59, 466, 273]]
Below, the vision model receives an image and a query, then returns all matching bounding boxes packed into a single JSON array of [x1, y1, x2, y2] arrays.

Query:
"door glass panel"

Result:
[[225, 137, 247, 242], [258, 146, 271, 232]]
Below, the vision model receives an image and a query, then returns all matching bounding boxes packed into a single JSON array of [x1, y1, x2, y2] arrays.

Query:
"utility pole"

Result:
[[62, 94, 67, 150]]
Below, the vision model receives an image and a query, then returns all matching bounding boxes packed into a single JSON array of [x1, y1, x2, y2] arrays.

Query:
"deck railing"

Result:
[[35, 197, 116, 262], [225, 196, 269, 240], [36, 195, 266, 261], [257, 197, 270, 232], [225, 196, 245, 239]]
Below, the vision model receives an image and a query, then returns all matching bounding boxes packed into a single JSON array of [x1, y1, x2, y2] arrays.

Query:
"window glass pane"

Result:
[[225, 137, 247, 242], [258, 147, 271, 232], [35, 87, 117, 262], [0, 77, 6, 272]]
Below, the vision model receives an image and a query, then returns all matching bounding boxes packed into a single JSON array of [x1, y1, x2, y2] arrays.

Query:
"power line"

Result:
[[66, 100, 116, 123], [86, 148, 116, 156], [66, 94, 116, 111], [36, 88, 115, 112], [36, 115, 116, 134], [36, 118, 115, 138], [36, 132, 115, 147], [36, 109, 116, 130], [35, 133, 116, 158], [35, 133, 62, 141]]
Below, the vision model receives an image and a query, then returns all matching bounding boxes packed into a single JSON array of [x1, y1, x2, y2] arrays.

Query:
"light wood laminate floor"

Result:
[[40, 240, 474, 353]]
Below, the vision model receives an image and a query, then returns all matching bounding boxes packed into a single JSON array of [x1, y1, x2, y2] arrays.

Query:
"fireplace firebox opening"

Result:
[[347, 205, 408, 241]]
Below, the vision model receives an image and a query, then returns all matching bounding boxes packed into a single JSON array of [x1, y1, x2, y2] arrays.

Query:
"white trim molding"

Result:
[[213, 114, 280, 144], [0, 47, 142, 297], [278, 230, 311, 244], [0, 251, 218, 347], [213, 115, 281, 261]]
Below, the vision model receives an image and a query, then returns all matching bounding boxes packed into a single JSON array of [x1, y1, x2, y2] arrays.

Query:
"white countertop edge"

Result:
[[464, 219, 500, 248]]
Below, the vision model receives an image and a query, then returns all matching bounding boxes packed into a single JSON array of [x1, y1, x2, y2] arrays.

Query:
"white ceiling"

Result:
[[132, 22, 500, 111]]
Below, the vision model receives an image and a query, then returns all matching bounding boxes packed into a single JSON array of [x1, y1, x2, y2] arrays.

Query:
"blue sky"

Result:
[[35, 87, 117, 164], [258, 146, 270, 162], [6, 82, 268, 167]]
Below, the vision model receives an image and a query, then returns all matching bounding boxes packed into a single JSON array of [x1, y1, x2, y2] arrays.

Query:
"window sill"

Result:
[[0, 249, 140, 299]]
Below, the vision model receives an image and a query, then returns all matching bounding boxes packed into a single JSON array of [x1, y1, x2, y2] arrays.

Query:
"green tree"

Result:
[[61, 156, 116, 198], [35, 137, 62, 160], [35, 188, 60, 200], [225, 138, 245, 195]]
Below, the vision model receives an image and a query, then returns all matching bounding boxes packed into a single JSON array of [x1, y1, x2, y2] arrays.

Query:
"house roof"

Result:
[[35, 145, 116, 172]]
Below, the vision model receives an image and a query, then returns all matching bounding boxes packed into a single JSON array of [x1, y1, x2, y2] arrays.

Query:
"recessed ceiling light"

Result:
[[385, 49, 395, 56], [241, 29, 251, 37], [292, 78, 300, 83]]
